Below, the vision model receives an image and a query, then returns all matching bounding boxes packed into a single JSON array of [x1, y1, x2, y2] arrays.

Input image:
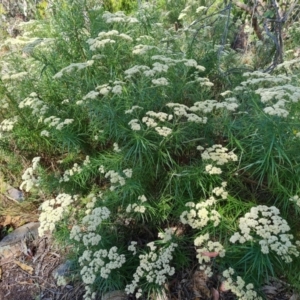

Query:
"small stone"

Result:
[[53, 260, 72, 277], [7, 187, 24, 202], [102, 290, 127, 300], [0, 222, 39, 247]]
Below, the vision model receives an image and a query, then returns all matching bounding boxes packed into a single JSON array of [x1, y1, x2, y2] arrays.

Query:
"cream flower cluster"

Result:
[[0, 116, 18, 132], [289, 195, 300, 207], [126, 195, 147, 213], [166, 102, 208, 124], [79, 81, 124, 105], [71, 203, 125, 300], [212, 182, 228, 199], [201, 144, 238, 165], [125, 242, 177, 298], [38, 193, 78, 236], [19, 92, 48, 116], [132, 44, 158, 55], [128, 119, 141, 131], [53, 60, 94, 79], [180, 197, 220, 229], [128, 241, 138, 255], [20, 156, 41, 192], [198, 145, 238, 175], [194, 233, 225, 277], [113, 142, 121, 152], [102, 11, 139, 24], [43, 116, 74, 131], [158, 228, 175, 243], [155, 126, 172, 137], [59, 162, 83, 183], [230, 205, 299, 262], [79, 246, 126, 281], [222, 268, 262, 300], [104, 168, 132, 191], [238, 72, 300, 118], [96, 81, 124, 96], [87, 30, 132, 51], [125, 105, 143, 114], [1, 71, 28, 81], [133, 110, 173, 137], [152, 77, 169, 86], [194, 233, 225, 262], [124, 65, 151, 79]]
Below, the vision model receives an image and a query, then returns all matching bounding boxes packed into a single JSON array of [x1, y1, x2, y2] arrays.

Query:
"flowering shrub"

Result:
[[1, 0, 300, 299]]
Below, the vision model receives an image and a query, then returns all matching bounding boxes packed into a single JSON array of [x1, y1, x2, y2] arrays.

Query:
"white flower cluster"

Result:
[[131, 110, 173, 137], [125, 105, 143, 114], [102, 11, 138, 24], [97, 81, 125, 96], [87, 30, 132, 52], [199, 144, 238, 175], [158, 228, 175, 243], [59, 162, 83, 182], [1, 71, 28, 81], [180, 197, 220, 229], [38, 193, 78, 236], [166, 102, 208, 124], [212, 182, 228, 199], [125, 242, 177, 298], [0, 116, 18, 132], [20, 156, 41, 192], [128, 119, 141, 131], [124, 65, 150, 79], [155, 126, 172, 137], [79, 246, 126, 298], [113, 142, 121, 152], [83, 90, 99, 100], [238, 72, 300, 118], [126, 195, 147, 213], [43, 116, 74, 131], [132, 44, 158, 55], [222, 268, 262, 300], [230, 205, 299, 262], [128, 241, 138, 255], [194, 233, 225, 262], [71, 203, 125, 300], [201, 144, 238, 165], [53, 60, 94, 79], [194, 233, 225, 277], [289, 195, 300, 207], [0, 97, 9, 109], [152, 77, 169, 86], [104, 168, 132, 191], [19, 92, 48, 116]]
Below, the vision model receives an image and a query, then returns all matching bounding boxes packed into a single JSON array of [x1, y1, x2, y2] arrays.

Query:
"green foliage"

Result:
[[102, 0, 137, 13]]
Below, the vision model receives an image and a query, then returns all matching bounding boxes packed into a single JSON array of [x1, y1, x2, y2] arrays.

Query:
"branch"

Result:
[[233, 1, 264, 41]]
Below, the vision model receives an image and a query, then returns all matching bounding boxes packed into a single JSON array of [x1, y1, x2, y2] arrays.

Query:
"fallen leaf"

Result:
[[0, 266, 2, 281], [14, 260, 34, 275], [3, 215, 12, 226], [211, 288, 219, 300], [201, 251, 219, 258]]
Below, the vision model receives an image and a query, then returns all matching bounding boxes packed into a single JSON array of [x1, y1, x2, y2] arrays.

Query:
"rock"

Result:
[[0, 222, 39, 247], [0, 243, 21, 259], [52, 260, 72, 277], [7, 187, 24, 202], [0, 174, 24, 202], [102, 290, 127, 300]]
